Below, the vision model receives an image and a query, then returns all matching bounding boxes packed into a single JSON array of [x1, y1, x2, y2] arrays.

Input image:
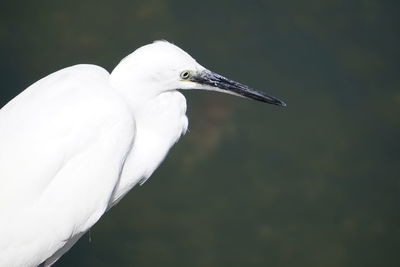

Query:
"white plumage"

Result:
[[0, 41, 284, 266]]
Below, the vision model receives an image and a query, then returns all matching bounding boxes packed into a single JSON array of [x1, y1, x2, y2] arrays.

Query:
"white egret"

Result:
[[0, 41, 285, 266]]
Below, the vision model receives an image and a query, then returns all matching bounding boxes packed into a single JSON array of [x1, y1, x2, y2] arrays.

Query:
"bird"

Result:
[[0, 40, 285, 267]]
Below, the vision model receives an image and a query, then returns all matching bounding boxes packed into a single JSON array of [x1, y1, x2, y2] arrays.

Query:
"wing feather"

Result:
[[0, 65, 135, 266]]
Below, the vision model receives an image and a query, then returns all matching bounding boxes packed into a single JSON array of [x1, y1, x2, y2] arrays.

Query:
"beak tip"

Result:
[[266, 97, 286, 107]]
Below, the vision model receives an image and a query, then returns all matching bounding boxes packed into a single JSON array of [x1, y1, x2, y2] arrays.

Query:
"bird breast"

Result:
[[109, 90, 188, 205]]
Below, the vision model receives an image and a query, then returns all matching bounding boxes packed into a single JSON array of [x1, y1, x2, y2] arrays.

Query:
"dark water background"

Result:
[[1, 0, 399, 266]]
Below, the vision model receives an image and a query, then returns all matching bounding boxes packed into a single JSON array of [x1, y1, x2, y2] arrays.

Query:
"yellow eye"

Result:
[[180, 70, 191, 80]]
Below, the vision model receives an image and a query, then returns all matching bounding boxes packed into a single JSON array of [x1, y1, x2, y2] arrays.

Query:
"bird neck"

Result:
[[108, 90, 189, 205], [109, 80, 159, 112]]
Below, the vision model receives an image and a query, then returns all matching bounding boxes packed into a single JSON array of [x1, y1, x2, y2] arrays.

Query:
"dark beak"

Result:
[[190, 70, 286, 107]]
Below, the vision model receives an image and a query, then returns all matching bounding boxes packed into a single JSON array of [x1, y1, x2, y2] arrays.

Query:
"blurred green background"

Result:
[[1, 0, 399, 266]]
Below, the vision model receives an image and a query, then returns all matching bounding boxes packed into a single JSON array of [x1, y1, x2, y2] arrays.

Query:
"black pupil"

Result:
[[183, 72, 189, 78]]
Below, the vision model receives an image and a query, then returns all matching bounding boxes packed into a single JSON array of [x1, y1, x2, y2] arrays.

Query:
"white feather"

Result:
[[0, 40, 249, 266]]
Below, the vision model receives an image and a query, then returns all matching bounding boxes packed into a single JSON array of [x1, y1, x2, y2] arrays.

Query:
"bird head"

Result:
[[110, 40, 286, 107]]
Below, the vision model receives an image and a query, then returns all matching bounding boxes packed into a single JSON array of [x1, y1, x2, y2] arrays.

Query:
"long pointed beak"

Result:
[[190, 70, 286, 107]]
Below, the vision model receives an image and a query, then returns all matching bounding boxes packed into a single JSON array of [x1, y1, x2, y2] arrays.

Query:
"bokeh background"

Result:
[[1, 0, 399, 266]]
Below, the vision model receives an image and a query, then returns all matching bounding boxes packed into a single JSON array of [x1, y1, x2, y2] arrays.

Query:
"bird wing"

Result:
[[0, 65, 135, 266]]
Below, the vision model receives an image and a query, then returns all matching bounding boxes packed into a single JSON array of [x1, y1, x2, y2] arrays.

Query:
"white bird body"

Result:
[[0, 61, 187, 266], [0, 41, 284, 266]]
